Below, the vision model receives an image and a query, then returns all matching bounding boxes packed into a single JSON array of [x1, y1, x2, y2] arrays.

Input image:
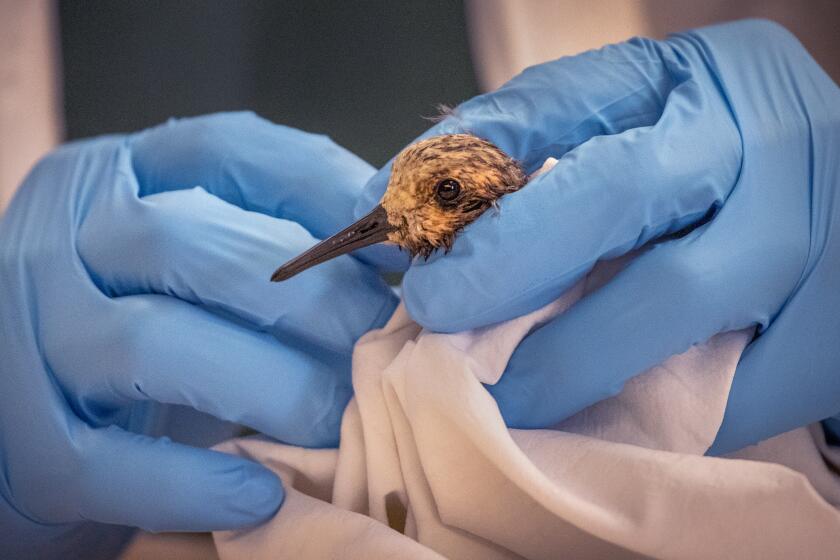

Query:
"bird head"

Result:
[[381, 134, 526, 258], [271, 134, 525, 282]]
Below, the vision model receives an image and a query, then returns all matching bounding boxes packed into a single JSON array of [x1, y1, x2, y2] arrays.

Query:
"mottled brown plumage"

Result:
[[382, 134, 526, 259], [271, 133, 525, 282]]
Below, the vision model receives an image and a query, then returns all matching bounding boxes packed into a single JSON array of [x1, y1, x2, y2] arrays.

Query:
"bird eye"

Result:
[[435, 179, 461, 204]]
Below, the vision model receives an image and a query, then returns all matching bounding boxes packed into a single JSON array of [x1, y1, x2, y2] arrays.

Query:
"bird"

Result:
[[271, 133, 526, 282]]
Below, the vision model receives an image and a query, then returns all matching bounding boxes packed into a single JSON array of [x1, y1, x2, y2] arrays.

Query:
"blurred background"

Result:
[[1, 1, 839, 558], [58, 0, 480, 167], [3, 0, 839, 212]]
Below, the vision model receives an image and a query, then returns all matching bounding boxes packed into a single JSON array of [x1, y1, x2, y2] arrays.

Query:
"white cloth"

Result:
[[212, 255, 840, 558]]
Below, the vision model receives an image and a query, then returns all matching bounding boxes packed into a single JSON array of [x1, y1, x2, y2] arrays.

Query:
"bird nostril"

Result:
[[358, 221, 378, 234]]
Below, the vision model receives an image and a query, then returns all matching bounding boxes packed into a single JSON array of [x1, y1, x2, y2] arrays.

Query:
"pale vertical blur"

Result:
[[0, 0, 63, 213], [466, 0, 840, 92], [466, 0, 653, 91]]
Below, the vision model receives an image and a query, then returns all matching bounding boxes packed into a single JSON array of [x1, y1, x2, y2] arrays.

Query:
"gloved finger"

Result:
[[45, 294, 352, 448], [402, 70, 742, 332], [710, 277, 840, 455], [487, 214, 796, 429], [129, 111, 375, 240], [78, 185, 397, 355], [70, 422, 282, 532], [358, 35, 684, 216], [354, 36, 686, 272]]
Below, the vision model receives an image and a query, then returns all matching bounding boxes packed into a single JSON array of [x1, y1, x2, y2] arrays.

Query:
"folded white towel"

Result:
[[214, 161, 840, 559]]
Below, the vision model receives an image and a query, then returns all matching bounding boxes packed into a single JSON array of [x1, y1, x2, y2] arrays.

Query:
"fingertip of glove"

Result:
[[357, 163, 393, 215], [222, 462, 284, 527], [353, 244, 410, 272], [403, 287, 465, 334]]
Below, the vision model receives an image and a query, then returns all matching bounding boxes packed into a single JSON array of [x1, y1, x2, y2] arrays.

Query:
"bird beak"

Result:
[[271, 205, 396, 282]]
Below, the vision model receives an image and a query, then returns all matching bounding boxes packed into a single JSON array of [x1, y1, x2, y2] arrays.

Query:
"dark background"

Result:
[[59, 0, 480, 167]]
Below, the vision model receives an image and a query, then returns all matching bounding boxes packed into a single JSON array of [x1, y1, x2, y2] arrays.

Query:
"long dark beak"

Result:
[[271, 205, 396, 282]]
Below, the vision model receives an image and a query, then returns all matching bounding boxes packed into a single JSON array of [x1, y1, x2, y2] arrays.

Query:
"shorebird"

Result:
[[271, 133, 526, 282]]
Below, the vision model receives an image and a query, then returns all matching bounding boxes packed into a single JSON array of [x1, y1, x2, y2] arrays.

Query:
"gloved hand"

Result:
[[0, 112, 397, 558], [361, 19, 840, 454]]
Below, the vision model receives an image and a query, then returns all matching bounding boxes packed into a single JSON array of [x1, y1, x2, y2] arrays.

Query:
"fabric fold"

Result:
[[214, 267, 840, 558], [213, 151, 840, 559]]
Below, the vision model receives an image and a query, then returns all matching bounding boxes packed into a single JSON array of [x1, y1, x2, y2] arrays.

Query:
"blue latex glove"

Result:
[[361, 20, 840, 454], [0, 112, 397, 558]]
